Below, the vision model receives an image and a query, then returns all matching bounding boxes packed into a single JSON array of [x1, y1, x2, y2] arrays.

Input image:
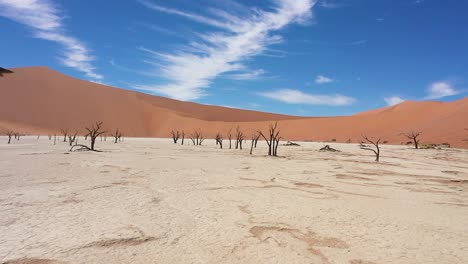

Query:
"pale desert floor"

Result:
[[0, 137, 467, 264]]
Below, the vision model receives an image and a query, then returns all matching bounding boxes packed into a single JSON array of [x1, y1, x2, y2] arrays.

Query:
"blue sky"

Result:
[[1, 0, 467, 116]]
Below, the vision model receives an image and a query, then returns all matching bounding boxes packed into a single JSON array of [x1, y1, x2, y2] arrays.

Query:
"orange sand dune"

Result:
[[0, 66, 467, 147]]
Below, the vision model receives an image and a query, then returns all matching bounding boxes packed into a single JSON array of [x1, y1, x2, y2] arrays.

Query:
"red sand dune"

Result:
[[1, 66, 467, 148]]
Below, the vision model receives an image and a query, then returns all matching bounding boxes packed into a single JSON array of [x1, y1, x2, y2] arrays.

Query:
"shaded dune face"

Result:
[[0, 66, 467, 148]]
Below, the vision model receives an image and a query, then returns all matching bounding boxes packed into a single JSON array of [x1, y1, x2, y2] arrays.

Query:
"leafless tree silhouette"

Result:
[[253, 133, 260, 148], [180, 131, 185, 145], [190, 130, 204, 146], [60, 129, 69, 142], [215, 132, 223, 149], [258, 122, 281, 156], [171, 130, 180, 144], [360, 135, 381, 162], [250, 133, 261, 155], [5, 130, 14, 144], [400, 131, 422, 149], [235, 126, 245, 150], [68, 130, 78, 146], [227, 129, 233, 149], [111, 129, 122, 143], [70, 122, 106, 152]]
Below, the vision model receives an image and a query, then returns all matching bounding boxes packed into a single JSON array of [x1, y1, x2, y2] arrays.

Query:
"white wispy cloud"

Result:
[[259, 89, 355, 106], [136, 0, 316, 101], [384, 96, 405, 106], [138, 0, 232, 30], [319, 0, 344, 9], [0, 0, 102, 79], [226, 69, 266, 80], [425, 81, 460, 99], [315, 75, 334, 84]]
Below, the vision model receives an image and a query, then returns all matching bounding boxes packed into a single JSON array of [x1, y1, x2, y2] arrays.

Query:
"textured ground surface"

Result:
[[1, 137, 467, 264]]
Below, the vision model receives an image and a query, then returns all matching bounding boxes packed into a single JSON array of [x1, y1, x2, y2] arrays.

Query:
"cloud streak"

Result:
[[318, 0, 344, 9], [315, 75, 334, 84], [425, 81, 460, 99], [226, 69, 267, 80], [259, 89, 355, 106], [0, 0, 102, 79], [384, 96, 405, 106], [137, 0, 316, 101]]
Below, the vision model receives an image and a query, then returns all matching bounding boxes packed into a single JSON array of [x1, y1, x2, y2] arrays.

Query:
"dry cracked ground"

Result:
[[1, 137, 467, 264]]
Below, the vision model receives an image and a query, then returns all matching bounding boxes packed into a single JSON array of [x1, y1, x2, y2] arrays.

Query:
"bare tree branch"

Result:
[[111, 129, 122, 143], [60, 128, 69, 142], [360, 135, 381, 162], [71, 122, 106, 152], [215, 132, 223, 149], [400, 131, 422, 149], [171, 130, 180, 144], [4, 130, 14, 144], [257, 122, 281, 156]]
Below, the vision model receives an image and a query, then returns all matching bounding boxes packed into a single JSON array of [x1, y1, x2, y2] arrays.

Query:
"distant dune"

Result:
[[0, 66, 467, 147]]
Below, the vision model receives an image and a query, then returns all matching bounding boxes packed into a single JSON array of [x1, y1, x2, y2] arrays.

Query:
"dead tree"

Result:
[[60, 129, 69, 142], [235, 126, 245, 150], [360, 135, 381, 162], [14, 133, 20, 141], [111, 129, 122, 143], [54, 134, 57, 145], [257, 122, 281, 157], [227, 129, 233, 149], [171, 130, 180, 144], [190, 130, 204, 146], [71, 122, 106, 152], [253, 133, 260, 148], [68, 130, 78, 146], [5, 130, 14, 144], [273, 134, 281, 156], [250, 133, 260, 155], [181, 131, 185, 145], [400, 131, 422, 149], [215, 132, 223, 149]]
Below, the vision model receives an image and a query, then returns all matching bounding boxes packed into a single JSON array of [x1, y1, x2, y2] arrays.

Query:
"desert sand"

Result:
[[1, 137, 467, 264], [1, 67, 467, 148]]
